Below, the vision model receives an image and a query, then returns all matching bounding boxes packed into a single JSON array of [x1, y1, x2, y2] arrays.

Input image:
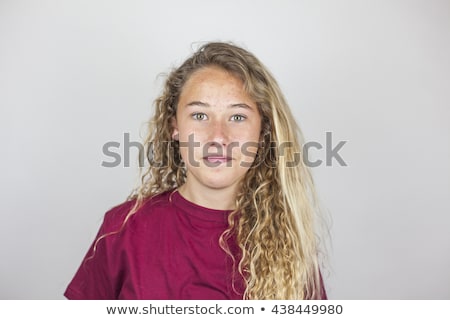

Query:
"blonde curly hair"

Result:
[[124, 42, 325, 299]]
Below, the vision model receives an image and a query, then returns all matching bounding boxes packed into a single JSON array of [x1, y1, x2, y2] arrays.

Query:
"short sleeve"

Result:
[[64, 201, 134, 300]]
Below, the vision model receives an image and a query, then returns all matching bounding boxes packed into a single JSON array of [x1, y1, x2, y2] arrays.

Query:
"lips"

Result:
[[203, 155, 232, 163]]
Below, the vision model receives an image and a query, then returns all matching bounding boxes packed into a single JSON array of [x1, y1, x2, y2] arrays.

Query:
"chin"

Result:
[[202, 179, 235, 190], [198, 174, 243, 191], [186, 167, 246, 191]]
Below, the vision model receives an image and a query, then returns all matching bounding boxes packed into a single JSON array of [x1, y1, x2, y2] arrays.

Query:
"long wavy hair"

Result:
[[123, 42, 324, 299]]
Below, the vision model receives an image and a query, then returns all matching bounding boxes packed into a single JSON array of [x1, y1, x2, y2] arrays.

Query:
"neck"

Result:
[[178, 183, 238, 211]]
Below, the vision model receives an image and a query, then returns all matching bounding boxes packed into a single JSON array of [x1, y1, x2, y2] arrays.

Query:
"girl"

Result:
[[65, 42, 327, 300]]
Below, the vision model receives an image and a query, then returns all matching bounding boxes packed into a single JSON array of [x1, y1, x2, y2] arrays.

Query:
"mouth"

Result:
[[203, 156, 232, 163]]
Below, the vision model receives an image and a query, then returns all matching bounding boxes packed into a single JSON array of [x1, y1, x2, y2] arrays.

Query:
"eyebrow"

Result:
[[185, 101, 253, 110]]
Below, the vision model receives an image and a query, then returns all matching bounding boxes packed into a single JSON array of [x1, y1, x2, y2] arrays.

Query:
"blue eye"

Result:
[[231, 114, 246, 122], [192, 113, 207, 120]]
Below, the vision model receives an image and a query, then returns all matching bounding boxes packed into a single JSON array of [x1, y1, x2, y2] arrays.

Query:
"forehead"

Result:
[[186, 66, 242, 85], [179, 66, 250, 101]]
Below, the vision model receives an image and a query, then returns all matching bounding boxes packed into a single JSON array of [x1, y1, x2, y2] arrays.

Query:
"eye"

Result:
[[192, 112, 208, 121], [230, 114, 247, 122]]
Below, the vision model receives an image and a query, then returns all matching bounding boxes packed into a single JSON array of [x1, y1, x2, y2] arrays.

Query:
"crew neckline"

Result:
[[170, 189, 233, 223]]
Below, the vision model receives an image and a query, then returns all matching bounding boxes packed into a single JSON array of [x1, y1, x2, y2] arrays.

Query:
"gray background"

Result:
[[1, 0, 449, 299]]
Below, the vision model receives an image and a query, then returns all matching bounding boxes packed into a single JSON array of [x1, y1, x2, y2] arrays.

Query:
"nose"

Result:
[[208, 119, 230, 146]]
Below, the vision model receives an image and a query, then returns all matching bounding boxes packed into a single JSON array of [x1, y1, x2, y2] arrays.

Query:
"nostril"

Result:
[[206, 141, 224, 148], [204, 141, 225, 155], [204, 141, 225, 150]]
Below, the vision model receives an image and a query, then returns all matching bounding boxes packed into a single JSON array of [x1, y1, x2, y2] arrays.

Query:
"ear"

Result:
[[171, 117, 179, 140]]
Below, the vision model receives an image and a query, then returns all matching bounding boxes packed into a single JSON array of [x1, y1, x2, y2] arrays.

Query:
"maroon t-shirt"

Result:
[[65, 190, 245, 299], [65, 190, 327, 299]]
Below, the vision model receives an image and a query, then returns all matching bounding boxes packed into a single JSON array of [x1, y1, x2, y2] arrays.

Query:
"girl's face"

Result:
[[172, 66, 262, 199]]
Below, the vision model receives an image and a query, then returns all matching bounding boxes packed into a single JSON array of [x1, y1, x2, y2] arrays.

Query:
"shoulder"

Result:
[[100, 190, 173, 234]]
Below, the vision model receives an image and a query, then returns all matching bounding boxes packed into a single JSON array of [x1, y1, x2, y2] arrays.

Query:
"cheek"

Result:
[[241, 143, 259, 161], [238, 126, 261, 144], [177, 126, 206, 142], [234, 135, 260, 159], [177, 131, 206, 164]]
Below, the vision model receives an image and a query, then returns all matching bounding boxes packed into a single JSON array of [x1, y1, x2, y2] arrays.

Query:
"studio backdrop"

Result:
[[1, 0, 449, 299]]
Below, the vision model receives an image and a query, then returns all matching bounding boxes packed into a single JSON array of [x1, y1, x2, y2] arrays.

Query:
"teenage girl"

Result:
[[65, 42, 327, 300]]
